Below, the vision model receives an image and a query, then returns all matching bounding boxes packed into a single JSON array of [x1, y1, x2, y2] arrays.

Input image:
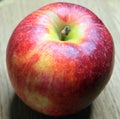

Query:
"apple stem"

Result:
[[60, 25, 71, 41]]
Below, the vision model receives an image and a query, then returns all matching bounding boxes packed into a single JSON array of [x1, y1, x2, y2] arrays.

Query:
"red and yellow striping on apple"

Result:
[[6, 2, 114, 116]]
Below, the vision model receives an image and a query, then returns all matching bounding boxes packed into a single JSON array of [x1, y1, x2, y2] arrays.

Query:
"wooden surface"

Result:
[[0, 0, 120, 119]]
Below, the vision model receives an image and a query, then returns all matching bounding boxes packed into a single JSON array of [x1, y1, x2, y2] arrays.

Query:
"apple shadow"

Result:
[[10, 94, 92, 119]]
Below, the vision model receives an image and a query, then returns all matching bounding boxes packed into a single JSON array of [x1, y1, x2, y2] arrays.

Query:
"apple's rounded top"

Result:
[[8, 2, 113, 44], [39, 2, 104, 25]]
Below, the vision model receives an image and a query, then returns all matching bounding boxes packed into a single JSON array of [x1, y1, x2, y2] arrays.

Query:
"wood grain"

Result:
[[0, 0, 120, 119]]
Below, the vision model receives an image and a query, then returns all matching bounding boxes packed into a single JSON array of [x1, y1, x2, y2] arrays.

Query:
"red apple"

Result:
[[6, 2, 114, 116]]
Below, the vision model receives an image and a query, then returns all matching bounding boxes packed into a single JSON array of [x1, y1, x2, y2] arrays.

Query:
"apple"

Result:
[[6, 2, 114, 116]]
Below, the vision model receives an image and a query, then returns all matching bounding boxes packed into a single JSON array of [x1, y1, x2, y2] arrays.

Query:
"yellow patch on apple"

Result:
[[33, 51, 54, 73], [24, 87, 51, 111]]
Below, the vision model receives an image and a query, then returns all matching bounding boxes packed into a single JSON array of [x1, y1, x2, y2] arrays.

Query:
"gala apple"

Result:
[[6, 2, 114, 116]]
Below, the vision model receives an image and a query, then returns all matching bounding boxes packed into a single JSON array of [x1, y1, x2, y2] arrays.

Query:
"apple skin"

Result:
[[6, 2, 114, 116]]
